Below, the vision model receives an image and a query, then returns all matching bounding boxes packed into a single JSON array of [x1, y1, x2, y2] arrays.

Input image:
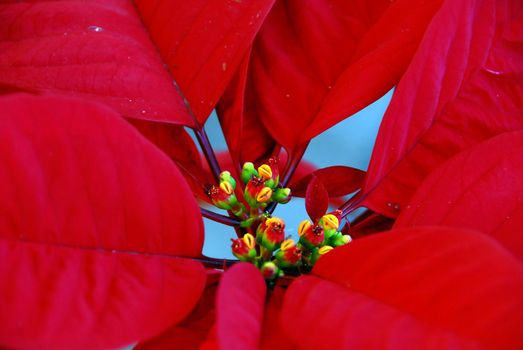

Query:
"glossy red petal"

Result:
[[395, 131, 523, 260], [305, 176, 329, 222], [292, 165, 365, 197], [363, 0, 523, 217], [0, 1, 192, 125], [282, 227, 523, 349], [0, 94, 205, 349], [216, 263, 266, 350], [236, 0, 441, 153], [135, 0, 276, 124]]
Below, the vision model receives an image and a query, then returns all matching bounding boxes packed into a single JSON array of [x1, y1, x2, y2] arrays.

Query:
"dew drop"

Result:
[[387, 202, 400, 210], [63, 32, 69, 36], [87, 25, 104, 32], [222, 62, 227, 71], [128, 98, 134, 103], [140, 109, 147, 115], [484, 67, 503, 75], [285, 93, 290, 98]]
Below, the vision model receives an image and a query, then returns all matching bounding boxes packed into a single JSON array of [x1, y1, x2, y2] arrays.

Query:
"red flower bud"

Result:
[[208, 183, 238, 210], [275, 239, 302, 267], [260, 261, 281, 280], [298, 220, 324, 249], [256, 217, 285, 251], [231, 233, 257, 261]]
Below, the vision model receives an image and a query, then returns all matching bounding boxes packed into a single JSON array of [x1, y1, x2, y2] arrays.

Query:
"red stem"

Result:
[[194, 127, 222, 183], [201, 207, 240, 226]]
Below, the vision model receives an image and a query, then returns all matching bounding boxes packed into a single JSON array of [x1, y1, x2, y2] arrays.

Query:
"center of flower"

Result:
[[208, 159, 352, 281]]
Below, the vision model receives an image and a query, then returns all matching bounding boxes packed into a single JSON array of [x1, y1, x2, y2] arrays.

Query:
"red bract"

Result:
[[287, 227, 523, 349], [1, 0, 522, 348], [134, 0, 276, 126], [0, 0, 190, 125], [219, 0, 443, 154], [395, 131, 523, 260], [0, 94, 205, 349], [292, 165, 366, 197], [362, 0, 523, 217]]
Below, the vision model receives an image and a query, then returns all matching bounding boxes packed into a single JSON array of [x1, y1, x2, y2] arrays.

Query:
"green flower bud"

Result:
[[241, 162, 258, 184], [329, 233, 352, 247], [272, 187, 291, 204], [310, 246, 333, 265], [260, 261, 283, 280], [219, 171, 236, 189]]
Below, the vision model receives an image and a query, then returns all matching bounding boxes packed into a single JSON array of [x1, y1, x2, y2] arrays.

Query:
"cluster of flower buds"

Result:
[[297, 210, 352, 266], [241, 158, 291, 209], [208, 159, 351, 281]]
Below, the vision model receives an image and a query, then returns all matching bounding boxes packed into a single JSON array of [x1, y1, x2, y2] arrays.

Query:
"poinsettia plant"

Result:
[[1, 0, 523, 349]]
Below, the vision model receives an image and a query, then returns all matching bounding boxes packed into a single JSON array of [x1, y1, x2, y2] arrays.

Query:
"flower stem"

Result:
[[194, 126, 222, 183], [339, 189, 364, 217], [201, 207, 240, 226]]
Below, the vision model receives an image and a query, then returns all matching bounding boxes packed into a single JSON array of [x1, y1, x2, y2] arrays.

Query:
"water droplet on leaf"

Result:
[[87, 25, 104, 32]]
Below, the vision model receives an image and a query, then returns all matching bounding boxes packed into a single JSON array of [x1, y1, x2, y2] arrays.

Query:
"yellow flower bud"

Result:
[[258, 164, 273, 180], [256, 186, 273, 202], [280, 239, 295, 251], [298, 220, 312, 236], [219, 181, 234, 195], [321, 214, 339, 231], [318, 246, 334, 255], [242, 233, 256, 249]]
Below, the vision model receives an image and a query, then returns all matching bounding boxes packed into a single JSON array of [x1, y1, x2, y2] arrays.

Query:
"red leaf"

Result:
[[363, 0, 523, 217], [226, 0, 442, 153], [135, 271, 220, 350], [395, 131, 523, 261], [216, 263, 266, 350], [305, 176, 329, 222], [282, 227, 523, 349], [291, 166, 365, 197], [135, 0, 276, 124], [0, 94, 205, 349], [0, 1, 192, 125], [260, 287, 296, 350], [127, 118, 209, 200], [217, 50, 277, 166], [347, 211, 394, 239]]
